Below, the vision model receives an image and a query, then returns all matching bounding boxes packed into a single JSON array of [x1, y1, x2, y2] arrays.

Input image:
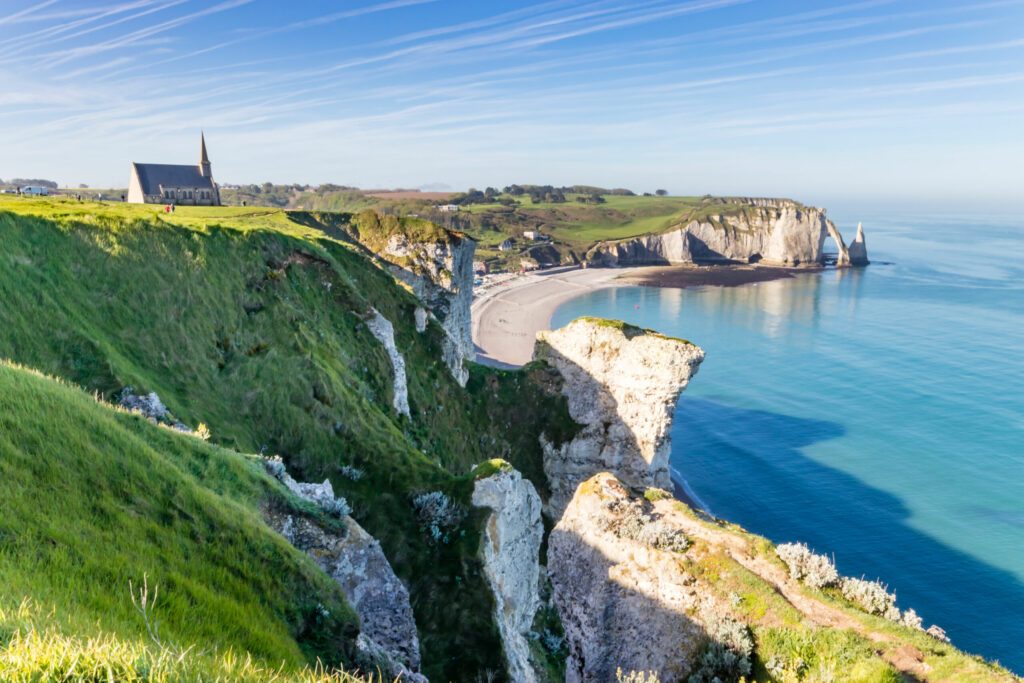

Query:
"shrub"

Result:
[[643, 488, 672, 502], [337, 465, 364, 481], [899, 607, 923, 630], [688, 606, 753, 682], [776, 542, 839, 589], [412, 491, 465, 544], [603, 500, 690, 554], [195, 422, 212, 441], [617, 669, 661, 683], [636, 520, 691, 553], [840, 577, 901, 621]]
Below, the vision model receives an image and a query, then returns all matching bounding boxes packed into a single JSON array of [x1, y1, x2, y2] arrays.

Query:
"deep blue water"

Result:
[[551, 210, 1024, 672]]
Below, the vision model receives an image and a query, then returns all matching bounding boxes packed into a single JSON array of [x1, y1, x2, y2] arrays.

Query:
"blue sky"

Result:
[[2, 0, 1022, 205]]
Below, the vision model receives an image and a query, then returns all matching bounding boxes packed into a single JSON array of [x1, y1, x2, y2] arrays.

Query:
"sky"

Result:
[[1, 0, 1023, 206]]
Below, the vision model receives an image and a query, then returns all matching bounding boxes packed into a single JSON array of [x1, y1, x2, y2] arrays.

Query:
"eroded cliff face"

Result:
[[471, 464, 545, 683], [383, 232, 475, 386], [586, 200, 832, 267], [534, 318, 704, 514], [548, 474, 708, 682], [826, 221, 851, 267], [263, 461, 425, 682], [365, 308, 411, 417]]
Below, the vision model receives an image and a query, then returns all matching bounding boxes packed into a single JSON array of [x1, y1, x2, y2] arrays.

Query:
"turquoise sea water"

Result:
[[551, 210, 1024, 672]]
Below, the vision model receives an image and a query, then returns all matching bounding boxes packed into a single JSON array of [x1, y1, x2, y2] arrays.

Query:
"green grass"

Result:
[[0, 361, 362, 679], [0, 196, 576, 681]]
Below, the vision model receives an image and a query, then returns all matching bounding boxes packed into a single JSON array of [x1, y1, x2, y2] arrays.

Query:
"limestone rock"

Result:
[[586, 199, 831, 267], [471, 465, 544, 683], [849, 222, 869, 265], [548, 473, 706, 682], [826, 221, 851, 267], [365, 308, 410, 418], [382, 232, 475, 386], [534, 318, 704, 514], [414, 306, 428, 333], [263, 460, 424, 681]]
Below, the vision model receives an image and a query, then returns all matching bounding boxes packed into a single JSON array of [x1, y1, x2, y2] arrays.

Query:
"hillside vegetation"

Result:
[[0, 196, 575, 681], [0, 361, 364, 681]]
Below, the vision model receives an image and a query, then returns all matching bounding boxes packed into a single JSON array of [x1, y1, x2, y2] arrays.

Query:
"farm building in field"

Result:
[[498, 238, 515, 251], [128, 133, 220, 206]]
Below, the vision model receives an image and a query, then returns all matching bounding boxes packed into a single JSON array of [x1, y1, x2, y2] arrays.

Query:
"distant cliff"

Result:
[[586, 198, 866, 268]]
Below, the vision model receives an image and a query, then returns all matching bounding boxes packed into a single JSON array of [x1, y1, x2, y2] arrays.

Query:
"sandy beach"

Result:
[[472, 263, 802, 367], [472, 266, 634, 367]]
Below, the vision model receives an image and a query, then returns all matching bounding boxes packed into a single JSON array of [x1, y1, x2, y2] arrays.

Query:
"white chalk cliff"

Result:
[[548, 473, 709, 682], [586, 199, 835, 267], [365, 308, 410, 417], [471, 464, 544, 683], [534, 318, 705, 514], [849, 222, 869, 265], [382, 232, 476, 386]]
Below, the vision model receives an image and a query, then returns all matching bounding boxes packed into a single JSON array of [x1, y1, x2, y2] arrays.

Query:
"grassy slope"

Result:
[[0, 361, 362, 681], [670, 500, 1019, 682], [0, 196, 575, 681]]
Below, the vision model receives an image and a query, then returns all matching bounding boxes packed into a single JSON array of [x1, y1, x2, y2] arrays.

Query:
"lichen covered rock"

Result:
[[263, 460, 424, 681], [534, 318, 704, 514]]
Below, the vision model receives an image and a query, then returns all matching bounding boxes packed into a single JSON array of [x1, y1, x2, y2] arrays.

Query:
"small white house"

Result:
[[437, 204, 460, 213], [497, 238, 515, 251], [523, 230, 538, 240]]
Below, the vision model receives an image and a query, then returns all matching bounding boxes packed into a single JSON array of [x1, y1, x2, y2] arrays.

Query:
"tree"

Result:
[[655, 189, 668, 196]]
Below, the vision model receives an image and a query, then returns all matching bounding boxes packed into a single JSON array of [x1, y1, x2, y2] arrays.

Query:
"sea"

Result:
[[550, 208, 1024, 672]]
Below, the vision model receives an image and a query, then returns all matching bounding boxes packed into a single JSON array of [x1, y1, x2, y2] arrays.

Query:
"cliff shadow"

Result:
[[548, 517, 713, 681], [672, 397, 1024, 673]]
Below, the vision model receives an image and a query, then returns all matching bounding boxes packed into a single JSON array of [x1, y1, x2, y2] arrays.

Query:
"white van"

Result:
[[21, 186, 50, 196]]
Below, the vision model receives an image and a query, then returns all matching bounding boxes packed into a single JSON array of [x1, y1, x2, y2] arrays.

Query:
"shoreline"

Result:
[[471, 263, 805, 368], [471, 262, 809, 517]]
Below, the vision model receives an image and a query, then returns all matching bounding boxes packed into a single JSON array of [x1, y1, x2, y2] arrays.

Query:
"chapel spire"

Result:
[[199, 132, 211, 177]]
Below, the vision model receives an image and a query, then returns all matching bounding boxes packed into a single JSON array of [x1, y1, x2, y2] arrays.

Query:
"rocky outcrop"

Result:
[[414, 306, 428, 333], [534, 318, 704, 514], [548, 473, 708, 682], [382, 232, 475, 386], [471, 463, 544, 683], [826, 221, 851, 267], [365, 308, 410, 417], [586, 200, 833, 267], [263, 460, 424, 681], [849, 222, 869, 265]]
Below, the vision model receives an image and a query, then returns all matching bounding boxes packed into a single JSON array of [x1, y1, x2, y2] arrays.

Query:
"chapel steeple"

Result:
[[199, 132, 211, 178]]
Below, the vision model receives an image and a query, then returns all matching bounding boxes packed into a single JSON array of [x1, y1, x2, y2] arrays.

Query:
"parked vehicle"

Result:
[[20, 186, 49, 196]]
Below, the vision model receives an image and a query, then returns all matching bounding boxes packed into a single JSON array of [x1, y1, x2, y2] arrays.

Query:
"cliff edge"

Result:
[[534, 317, 704, 514]]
